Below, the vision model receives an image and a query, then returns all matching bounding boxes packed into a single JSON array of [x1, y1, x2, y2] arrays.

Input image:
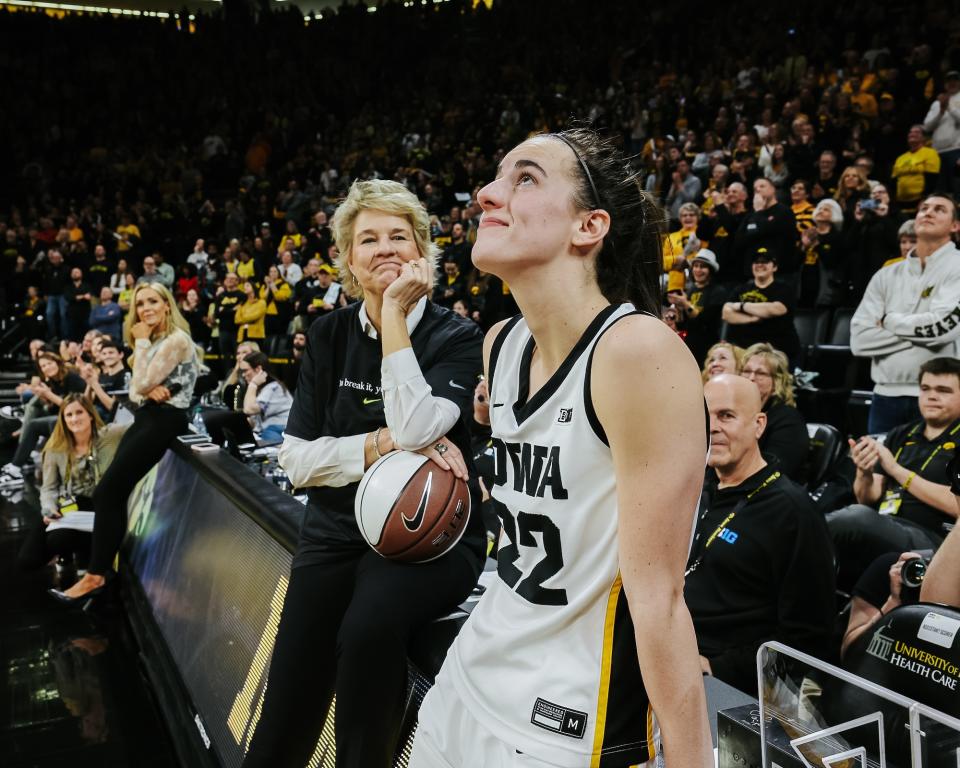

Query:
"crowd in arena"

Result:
[[2, 0, 960, 717]]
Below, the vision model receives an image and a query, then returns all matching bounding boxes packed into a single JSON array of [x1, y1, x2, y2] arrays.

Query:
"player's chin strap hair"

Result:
[[550, 133, 601, 209]]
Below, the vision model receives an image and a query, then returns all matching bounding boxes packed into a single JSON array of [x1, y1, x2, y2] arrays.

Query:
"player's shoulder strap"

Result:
[[486, 314, 524, 394], [583, 309, 645, 446]]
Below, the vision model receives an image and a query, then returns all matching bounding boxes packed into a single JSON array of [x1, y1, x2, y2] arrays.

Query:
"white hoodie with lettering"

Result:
[[851, 241, 960, 397]]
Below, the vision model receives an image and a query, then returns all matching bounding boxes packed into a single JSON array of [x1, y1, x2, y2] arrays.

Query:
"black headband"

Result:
[[551, 133, 601, 209]]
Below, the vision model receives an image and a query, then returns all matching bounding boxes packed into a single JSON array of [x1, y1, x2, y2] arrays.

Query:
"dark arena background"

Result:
[[1, 0, 960, 766]]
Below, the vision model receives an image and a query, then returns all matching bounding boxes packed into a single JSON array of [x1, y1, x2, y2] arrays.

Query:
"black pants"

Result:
[[17, 495, 94, 570], [218, 333, 238, 367], [827, 504, 944, 591], [242, 548, 477, 768], [202, 408, 255, 447], [89, 403, 188, 575]]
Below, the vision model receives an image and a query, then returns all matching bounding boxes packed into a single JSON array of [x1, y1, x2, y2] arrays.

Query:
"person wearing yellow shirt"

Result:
[[236, 249, 261, 286], [114, 213, 140, 255], [847, 76, 878, 120], [259, 265, 293, 336], [64, 215, 84, 243], [663, 202, 709, 293], [235, 281, 267, 342], [892, 125, 941, 214]]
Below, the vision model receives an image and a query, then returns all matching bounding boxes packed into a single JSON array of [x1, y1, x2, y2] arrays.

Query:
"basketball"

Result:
[[355, 451, 471, 563]]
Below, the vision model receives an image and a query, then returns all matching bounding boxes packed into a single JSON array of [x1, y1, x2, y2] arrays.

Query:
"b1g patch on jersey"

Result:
[[557, 407, 574, 423], [531, 697, 587, 739]]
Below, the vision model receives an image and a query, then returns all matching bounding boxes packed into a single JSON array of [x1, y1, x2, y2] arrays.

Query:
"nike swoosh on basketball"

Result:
[[449, 379, 466, 390], [363, 397, 382, 405], [403, 471, 432, 532]]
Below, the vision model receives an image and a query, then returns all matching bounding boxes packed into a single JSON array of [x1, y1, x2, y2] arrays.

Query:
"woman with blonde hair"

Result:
[[833, 165, 871, 220], [18, 395, 128, 571], [51, 282, 198, 605], [740, 342, 808, 479], [700, 341, 745, 382], [241, 179, 484, 768]]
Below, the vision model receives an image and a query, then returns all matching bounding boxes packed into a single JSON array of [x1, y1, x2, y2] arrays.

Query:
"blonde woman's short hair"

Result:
[[678, 202, 701, 219], [701, 341, 745, 383], [742, 342, 796, 406], [331, 180, 440, 299]]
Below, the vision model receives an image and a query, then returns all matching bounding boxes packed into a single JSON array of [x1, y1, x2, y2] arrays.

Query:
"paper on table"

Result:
[[46, 511, 95, 533]]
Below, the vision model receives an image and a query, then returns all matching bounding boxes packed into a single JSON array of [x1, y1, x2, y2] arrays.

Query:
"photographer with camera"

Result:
[[842, 455, 960, 657], [841, 550, 932, 657]]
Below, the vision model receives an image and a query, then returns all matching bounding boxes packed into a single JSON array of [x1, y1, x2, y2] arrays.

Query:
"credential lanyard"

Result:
[[685, 470, 780, 577]]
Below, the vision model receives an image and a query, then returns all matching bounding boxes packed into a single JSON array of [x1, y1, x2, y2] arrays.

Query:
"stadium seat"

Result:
[[794, 308, 832, 350], [827, 308, 855, 346], [803, 422, 842, 489]]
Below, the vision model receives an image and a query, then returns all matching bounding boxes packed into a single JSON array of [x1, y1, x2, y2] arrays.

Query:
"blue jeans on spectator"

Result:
[[867, 393, 919, 435], [12, 415, 57, 466], [45, 294, 68, 339], [260, 424, 285, 443]]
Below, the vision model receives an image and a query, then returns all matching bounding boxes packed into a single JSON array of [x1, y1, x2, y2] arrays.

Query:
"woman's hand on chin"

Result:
[[131, 321, 152, 340], [382, 257, 432, 314]]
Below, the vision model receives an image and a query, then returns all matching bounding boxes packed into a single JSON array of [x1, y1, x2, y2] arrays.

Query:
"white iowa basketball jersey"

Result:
[[438, 304, 660, 768]]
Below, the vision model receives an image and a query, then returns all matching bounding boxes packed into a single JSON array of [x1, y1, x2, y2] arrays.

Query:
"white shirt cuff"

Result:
[[337, 432, 369, 483]]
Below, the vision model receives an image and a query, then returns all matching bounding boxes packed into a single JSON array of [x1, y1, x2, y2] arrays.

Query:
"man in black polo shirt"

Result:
[[828, 356, 960, 589], [722, 246, 801, 365], [686, 374, 836, 695]]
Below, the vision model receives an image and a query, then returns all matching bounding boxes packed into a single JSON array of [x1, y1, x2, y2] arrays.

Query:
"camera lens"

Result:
[[901, 557, 927, 589]]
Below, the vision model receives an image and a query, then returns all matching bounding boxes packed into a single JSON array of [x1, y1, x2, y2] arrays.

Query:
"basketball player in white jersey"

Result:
[[409, 128, 713, 768]]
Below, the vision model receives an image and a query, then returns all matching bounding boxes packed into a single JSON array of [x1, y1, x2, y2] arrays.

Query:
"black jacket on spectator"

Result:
[[800, 227, 849, 308], [685, 467, 836, 694], [735, 203, 799, 276], [848, 213, 901, 300], [682, 281, 727, 366], [702, 206, 746, 287], [214, 289, 245, 337], [725, 278, 801, 360], [87, 258, 112, 292], [42, 261, 69, 296], [760, 398, 809, 481], [286, 301, 485, 571]]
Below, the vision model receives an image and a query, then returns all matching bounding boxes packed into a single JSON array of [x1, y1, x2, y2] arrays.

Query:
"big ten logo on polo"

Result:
[[718, 528, 738, 544]]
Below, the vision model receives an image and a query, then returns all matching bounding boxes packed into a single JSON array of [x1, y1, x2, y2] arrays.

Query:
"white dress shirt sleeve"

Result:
[[381, 347, 460, 451], [278, 432, 368, 488]]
